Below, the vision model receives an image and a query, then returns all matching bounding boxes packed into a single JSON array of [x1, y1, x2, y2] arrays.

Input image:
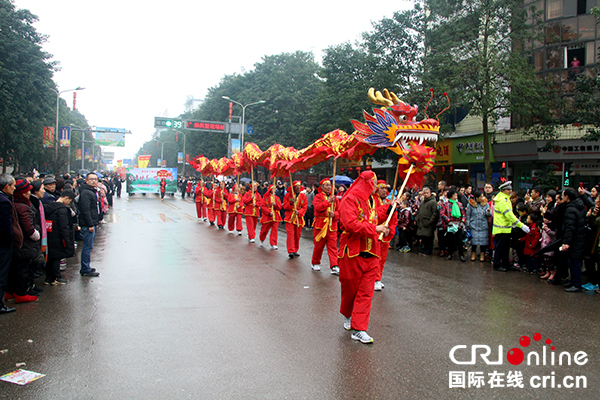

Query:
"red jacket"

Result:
[[374, 195, 397, 243], [186, 182, 192, 193], [227, 192, 244, 214], [283, 189, 308, 227], [523, 222, 542, 256], [260, 194, 282, 223], [243, 191, 262, 217], [213, 187, 229, 211], [338, 172, 380, 258], [312, 189, 339, 232], [204, 188, 213, 208], [194, 185, 204, 203]]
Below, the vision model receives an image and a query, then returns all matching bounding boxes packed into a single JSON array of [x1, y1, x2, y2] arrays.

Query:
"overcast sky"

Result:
[[14, 0, 410, 163]]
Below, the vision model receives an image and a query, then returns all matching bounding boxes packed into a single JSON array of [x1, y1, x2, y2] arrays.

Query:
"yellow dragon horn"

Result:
[[368, 88, 393, 107]]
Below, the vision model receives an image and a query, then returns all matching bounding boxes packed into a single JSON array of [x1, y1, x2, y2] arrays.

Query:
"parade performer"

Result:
[[259, 184, 282, 249], [283, 181, 308, 258], [194, 181, 206, 221], [338, 170, 389, 344], [311, 178, 340, 275], [227, 184, 244, 235], [205, 182, 216, 226], [213, 181, 229, 229], [186, 180, 193, 198], [243, 182, 262, 243], [159, 178, 167, 199], [373, 180, 398, 291]]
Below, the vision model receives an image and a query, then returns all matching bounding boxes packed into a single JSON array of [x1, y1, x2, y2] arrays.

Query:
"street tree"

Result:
[[423, 0, 553, 181]]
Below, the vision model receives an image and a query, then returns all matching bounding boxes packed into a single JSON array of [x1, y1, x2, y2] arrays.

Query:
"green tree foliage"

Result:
[[564, 72, 600, 142], [423, 0, 554, 181], [0, 0, 57, 172]]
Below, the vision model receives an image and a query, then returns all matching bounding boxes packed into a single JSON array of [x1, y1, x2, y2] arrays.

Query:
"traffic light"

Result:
[[154, 117, 183, 129], [563, 162, 572, 187]]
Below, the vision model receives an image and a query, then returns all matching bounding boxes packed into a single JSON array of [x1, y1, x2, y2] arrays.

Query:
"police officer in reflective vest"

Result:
[[492, 181, 529, 271]]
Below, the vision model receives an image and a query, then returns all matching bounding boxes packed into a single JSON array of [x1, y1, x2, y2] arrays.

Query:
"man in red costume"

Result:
[[259, 184, 282, 249], [213, 181, 228, 230], [311, 178, 340, 274], [373, 180, 398, 291], [194, 180, 206, 222], [243, 182, 262, 243], [205, 182, 216, 226], [338, 171, 389, 344], [227, 184, 244, 235], [283, 181, 308, 259]]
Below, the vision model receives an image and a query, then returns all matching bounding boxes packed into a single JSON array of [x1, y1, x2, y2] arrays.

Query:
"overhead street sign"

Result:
[[154, 117, 183, 129], [185, 120, 226, 132]]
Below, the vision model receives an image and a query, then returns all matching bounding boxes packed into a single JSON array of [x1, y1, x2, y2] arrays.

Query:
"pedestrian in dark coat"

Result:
[[44, 190, 76, 284], [561, 189, 587, 292], [415, 187, 439, 255], [0, 174, 18, 313]]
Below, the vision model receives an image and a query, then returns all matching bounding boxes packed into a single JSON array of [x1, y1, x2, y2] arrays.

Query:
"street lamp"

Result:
[[70, 124, 93, 171], [52, 86, 85, 172], [221, 96, 265, 153]]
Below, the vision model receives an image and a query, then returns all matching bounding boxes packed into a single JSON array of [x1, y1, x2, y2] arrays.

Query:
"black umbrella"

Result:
[[77, 169, 90, 176], [532, 238, 562, 257]]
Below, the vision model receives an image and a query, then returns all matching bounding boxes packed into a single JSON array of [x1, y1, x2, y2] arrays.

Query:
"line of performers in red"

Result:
[[192, 171, 398, 344]]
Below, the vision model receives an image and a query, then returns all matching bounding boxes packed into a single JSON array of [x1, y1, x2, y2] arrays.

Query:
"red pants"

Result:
[[246, 216, 258, 240], [339, 255, 379, 331], [216, 210, 227, 227], [259, 222, 279, 246], [228, 213, 242, 231], [286, 223, 302, 253], [195, 202, 206, 218], [377, 245, 390, 281], [311, 229, 338, 267], [208, 208, 215, 223]]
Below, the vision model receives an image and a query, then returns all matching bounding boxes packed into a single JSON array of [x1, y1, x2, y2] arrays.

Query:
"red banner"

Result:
[[43, 127, 54, 148]]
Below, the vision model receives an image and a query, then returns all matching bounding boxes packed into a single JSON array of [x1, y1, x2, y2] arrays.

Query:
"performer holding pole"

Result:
[[214, 180, 229, 230], [243, 181, 261, 243], [311, 178, 340, 275], [373, 180, 399, 291], [259, 184, 282, 249], [227, 184, 243, 235], [206, 181, 217, 226], [338, 171, 389, 344], [283, 179, 308, 259]]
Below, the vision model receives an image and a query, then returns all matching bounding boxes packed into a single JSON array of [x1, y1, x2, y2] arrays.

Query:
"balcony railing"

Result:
[[493, 124, 594, 143]]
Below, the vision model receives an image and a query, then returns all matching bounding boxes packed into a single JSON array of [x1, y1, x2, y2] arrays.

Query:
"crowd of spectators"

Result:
[[0, 171, 123, 314]]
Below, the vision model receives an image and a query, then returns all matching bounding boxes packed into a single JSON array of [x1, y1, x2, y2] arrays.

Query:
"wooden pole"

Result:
[[390, 157, 401, 202], [378, 164, 414, 240], [329, 158, 337, 228]]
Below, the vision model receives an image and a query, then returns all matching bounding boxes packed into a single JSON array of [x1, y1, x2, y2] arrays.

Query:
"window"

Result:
[[579, 14, 596, 40], [546, 46, 564, 68], [585, 41, 596, 64], [546, 22, 561, 44], [561, 17, 579, 42], [546, 0, 563, 19], [586, 0, 597, 14], [564, 0, 577, 16]]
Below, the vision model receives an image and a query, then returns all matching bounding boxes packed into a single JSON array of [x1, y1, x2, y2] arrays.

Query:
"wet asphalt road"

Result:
[[1, 194, 599, 399]]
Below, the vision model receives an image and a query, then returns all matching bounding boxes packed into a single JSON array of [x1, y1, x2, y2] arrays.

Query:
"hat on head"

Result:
[[293, 180, 302, 187], [319, 178, 330, 185], [43, 176, 56, 185], [377, 180, 387, 189], [14, 178, 33, 194], [498, 181, 513, 191]]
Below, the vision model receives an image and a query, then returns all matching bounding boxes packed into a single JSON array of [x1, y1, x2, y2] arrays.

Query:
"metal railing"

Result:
[[493, 124, 594, 143]]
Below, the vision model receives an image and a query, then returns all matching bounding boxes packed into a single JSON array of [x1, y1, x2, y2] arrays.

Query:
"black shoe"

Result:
[[27, 289, 41, 296], [446, 254, 454, 260], [507, 266, 519, 271], [460, 255, 466, 262], [421, 251, 432, 256], [0, 306, 16, 314], [80, 271, 100, 277], [210, 222, 215, 226], [30, 285, 44, 293], [547, 278, 561, 285], [293, 253, 300, 257], [288, 253, 294, 259], [565, 286, 582, 293], [493, 267, 507, 272]]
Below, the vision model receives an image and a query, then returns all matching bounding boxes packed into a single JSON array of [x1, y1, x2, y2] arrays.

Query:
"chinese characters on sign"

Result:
[[185, 121, 226, 132], [456, 140, 484, 155]]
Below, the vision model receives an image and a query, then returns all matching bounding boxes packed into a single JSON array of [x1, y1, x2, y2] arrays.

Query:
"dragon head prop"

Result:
[[351, 88, 448, 155]]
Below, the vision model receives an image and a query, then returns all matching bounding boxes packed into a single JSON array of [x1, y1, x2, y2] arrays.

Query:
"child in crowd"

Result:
[[540, 213, 557, 280], [521, 213, 541, 274], [397, 200, 414, 253], [511, 203, 528, 269]]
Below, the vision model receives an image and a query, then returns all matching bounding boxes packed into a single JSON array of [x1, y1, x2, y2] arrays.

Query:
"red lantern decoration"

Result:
[[442, 167, 445, 173], [356, 167, 361, 172], [348, 167, 354, 171], [340, 168, 345, 172], [450, 166, 454, 173], [366, 165, 371, 170]]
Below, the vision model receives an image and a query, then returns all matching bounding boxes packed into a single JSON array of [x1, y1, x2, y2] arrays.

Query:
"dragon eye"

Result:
[[399, 115, 407, 121]]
